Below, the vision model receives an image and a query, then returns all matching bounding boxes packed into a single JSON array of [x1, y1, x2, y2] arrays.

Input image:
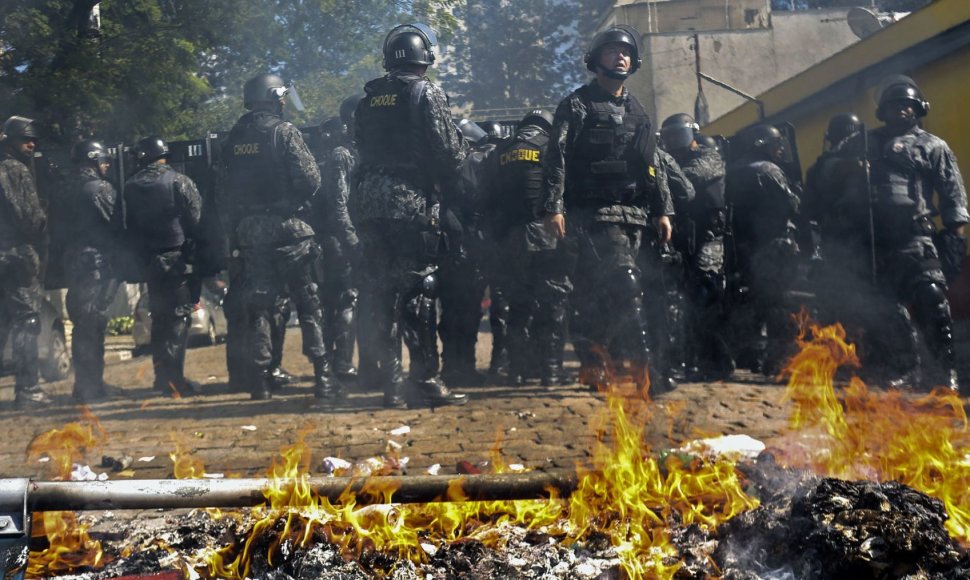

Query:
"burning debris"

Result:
[[13, 320, 970, 579], [716, 474, 970, 579]]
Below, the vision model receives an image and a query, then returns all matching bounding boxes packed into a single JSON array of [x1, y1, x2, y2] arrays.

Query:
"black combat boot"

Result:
[[251, 369, 273, 401], [411, 376, 468, 407], [268, 367, 294, 390], [313, 357, 343, 399], [381, 358, 408, 409], [15, 384, 51, 408]]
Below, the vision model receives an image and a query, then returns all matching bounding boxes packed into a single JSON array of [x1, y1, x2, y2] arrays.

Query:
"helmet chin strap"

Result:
[[597, 63, 629, 81]]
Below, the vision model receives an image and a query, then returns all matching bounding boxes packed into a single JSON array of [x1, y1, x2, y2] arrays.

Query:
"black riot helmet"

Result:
[[71, 139, 109, 165], [132, 135, 170, 165], [478, 120, 503, 141], [876, 76, 929, 120], [584, 25, 642, 79], [739, 123, 789, 163], [339, 93, 364, 126], [320, 116, 345, 140], [518, 109, 554, 132], [1, 116, 39, 141], [243, 73, 288, 110], [382, 23, 437, 71], [825, 113, 863, 144], [660, 113, 699, 151]]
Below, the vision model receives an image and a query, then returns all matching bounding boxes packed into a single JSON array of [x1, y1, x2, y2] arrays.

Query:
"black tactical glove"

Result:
[[934, 229, 967, 283]]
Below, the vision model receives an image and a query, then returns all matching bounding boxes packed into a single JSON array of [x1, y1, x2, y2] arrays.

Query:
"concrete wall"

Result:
[[603, 4, 860, 126]]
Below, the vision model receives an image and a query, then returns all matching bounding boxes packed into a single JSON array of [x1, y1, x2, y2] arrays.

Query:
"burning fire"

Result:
[[25, 407, 107, 575], [776, 318, 970, 544], [197, 381, 757, 579], [22, 317, 970, 578]]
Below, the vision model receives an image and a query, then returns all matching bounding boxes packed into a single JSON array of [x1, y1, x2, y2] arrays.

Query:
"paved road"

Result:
[[0, 330, 794, 482]]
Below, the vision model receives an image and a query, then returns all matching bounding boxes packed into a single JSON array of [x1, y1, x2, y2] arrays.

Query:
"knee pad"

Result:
[[18, 316, 41, 338], [338, 288, 359, 310], [913, 281, 951, 323], [409, 272, 438, 301], [607, 267, 642, 304], [691, 271, 724, 308]]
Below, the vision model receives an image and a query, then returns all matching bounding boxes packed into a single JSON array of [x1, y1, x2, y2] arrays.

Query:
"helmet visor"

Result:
[[661, 126, 694, 150]]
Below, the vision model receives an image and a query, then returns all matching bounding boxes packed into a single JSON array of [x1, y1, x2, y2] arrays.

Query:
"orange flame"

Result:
[[25, 410, 107, 575], [776, 319, 970, 543]]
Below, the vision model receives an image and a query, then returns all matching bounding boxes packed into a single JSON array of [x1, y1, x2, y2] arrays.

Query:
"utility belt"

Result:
[[874, 208, 935, 243], [567, 182, 640, 207], [239, 202, 303, 218]]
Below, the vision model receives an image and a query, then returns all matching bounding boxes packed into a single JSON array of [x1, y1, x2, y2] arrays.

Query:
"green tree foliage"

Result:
[[0, 0, 460, 146], [439, 0, 611, 118]]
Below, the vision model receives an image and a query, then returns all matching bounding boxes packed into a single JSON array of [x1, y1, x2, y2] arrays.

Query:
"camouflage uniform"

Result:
[[221, 109, 332, 399], [638, 149, 693, 383], [63, 165, 124, 399], [834, 125, 968, 385], [314, 137, 360, 380], [0, 150, 47, 400], [669, 143, 733, 379], [542, 81, 674, 388], [125, 162, 203, 394], [726, 156, 801, 374], [352, 69, 468, 406]]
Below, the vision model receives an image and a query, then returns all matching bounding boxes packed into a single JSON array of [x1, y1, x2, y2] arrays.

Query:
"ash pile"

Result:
[[47, 460, 970, 580], [713, 458, 970, 580]]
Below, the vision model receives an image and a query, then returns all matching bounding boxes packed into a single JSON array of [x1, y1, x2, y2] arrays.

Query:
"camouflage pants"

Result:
[[0, 245, 43, 389]]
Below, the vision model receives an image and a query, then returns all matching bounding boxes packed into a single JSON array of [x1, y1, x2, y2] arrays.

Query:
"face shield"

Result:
[[457, 119, 488, 147], [661, 125, 695, 151]]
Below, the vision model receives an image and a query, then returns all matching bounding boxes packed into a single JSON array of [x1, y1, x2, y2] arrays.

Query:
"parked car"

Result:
[[132, 285, 228, 355], [1, 297, 72, 382]]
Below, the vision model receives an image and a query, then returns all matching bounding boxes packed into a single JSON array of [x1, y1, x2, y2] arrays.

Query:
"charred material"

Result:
[[714, 476, 970, 579]]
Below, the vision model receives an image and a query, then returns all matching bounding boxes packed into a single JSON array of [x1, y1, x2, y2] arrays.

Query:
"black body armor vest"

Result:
[[356, 75, 425, 169], [492, 130, 549, 227], [126, 166, 183, 251], [568, 87, 654, 206], [223, 112, 285, 211]]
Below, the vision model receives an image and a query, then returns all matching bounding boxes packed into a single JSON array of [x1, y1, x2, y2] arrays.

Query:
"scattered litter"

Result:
[[508, 464, 526, 472], [515, 411, 536, 420], [138, 456, 156, 462], [679, 434, 765, 460], [389, 425, 411, 436], [116, 470, 136, 478], [421, 543, 438, 557], [241, 425, 257, 431], [102, 454, 134, 472], [426, 464, 441, 475], [456, 460, 482, 475], [386, 440, 403, 451], [71, 464, 102, 482], [202, 473, 224, 479], [37, 457, 50, 463], [320, 457, 352, 475]]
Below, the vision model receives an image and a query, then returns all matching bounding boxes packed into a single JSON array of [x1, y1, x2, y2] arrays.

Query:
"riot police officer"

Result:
[[636, 147, 693, 392], [0, 116, 50, 406], [542, 25, 674, 394], [486, 109, 572, 385], [314, 94, 364, 384], [352, 23, 468, 407], [125, 136, 204, 397], [803, 113, 871, 334], [660, 114, 734, 381], [64, 140, 124, 402], [725, 124, 802, 376], [221, 72, 338, 401], [852, 77, 967, 390], [438, 120, 492, 387]]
